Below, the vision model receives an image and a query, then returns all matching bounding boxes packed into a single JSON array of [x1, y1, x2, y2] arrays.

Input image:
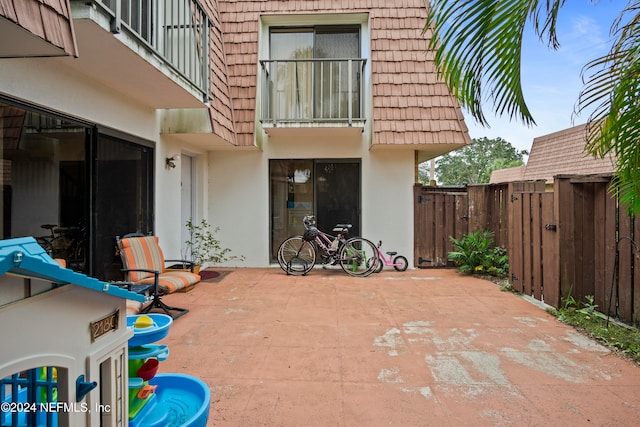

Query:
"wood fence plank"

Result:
[[541, 192, 559, 307], [415, 186, 437, 268], [489, 187, 500, 238], [509, 188, 524, 293], [414, 185, 426, 268], [497, 185, 509, 247], [531, 193, 542, 300], [434, 193, 448, 267], [556, 177, 575, 302], [523, 194, 533, 296], [572, 183, 586, 301], [634, 216, 640, 325], [467, 186, 485, 233], [618, 210, 633, 322], [593, 183, 608, 311], [580, 183, 596, 300], [454, 194, 469, 242], [603, 182, 618, 319]]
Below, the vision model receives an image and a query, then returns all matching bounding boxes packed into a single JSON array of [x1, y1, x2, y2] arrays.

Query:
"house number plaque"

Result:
[[90, 310, 119, 342]]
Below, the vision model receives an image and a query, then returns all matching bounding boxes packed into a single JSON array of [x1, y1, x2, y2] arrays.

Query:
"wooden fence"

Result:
[[414, 175, 640, 325]]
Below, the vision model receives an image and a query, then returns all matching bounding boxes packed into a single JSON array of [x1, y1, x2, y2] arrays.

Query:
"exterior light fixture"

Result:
[[165, 155, 180, 169]]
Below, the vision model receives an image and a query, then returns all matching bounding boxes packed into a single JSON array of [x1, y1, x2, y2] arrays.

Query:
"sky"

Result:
[[462, 1, 623, 154]]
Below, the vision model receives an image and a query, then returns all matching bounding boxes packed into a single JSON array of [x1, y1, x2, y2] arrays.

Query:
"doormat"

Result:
[[199, 269, 232, 282]]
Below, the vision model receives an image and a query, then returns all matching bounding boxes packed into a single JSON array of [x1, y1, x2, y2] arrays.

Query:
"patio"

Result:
[[158, 267, 640, 426]]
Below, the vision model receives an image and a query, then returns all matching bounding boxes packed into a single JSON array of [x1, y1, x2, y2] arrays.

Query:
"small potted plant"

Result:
[[184, 218, 241, 272]]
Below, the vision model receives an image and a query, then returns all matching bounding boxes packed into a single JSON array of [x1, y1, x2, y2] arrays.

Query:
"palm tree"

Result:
[[425, 0, 640, 213]]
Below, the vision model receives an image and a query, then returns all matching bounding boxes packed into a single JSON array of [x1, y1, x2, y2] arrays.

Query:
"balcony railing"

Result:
[[260, 59, 366, 126], [84, 0, 212, 101]]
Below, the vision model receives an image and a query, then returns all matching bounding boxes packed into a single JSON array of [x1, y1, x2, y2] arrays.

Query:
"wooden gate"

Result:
[[508, 185, 558, 306], [414, 185, 468, 267]]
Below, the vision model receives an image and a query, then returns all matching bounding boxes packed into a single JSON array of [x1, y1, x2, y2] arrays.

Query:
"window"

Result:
[[1, 366, 64, 426], [267, 26, 362, 121]]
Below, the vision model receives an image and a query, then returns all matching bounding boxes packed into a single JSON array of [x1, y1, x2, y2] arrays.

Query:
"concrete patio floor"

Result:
[[158, 267, 640, 426]]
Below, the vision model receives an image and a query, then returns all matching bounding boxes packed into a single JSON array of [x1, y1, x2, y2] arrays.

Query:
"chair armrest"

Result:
[[120, 268, 160, 293], [112, 281, 154, 295]]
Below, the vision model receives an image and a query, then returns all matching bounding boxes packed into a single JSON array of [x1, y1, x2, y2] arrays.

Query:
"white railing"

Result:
[[260, 58, 366, 125], [80, 0, 212, 101]]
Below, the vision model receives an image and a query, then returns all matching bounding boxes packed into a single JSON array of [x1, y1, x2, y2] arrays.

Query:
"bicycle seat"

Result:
[[386, 251, 397, 256], [41, 224, 57, 230], [333, 224, 352, 233]]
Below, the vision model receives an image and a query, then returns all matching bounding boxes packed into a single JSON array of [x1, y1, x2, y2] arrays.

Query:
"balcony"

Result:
[[259, 59, 366, 137], [68, 0, 212, 109]]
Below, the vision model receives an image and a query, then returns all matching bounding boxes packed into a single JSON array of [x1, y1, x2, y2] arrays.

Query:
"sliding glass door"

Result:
[[0, 97, 154, 281], [269, 26, 361, 121], [269, 159, 360, 261]]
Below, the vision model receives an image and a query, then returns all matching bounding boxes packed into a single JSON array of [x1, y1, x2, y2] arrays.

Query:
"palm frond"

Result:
[[579, 4, 640, 213], [425, 0, 566, 126]]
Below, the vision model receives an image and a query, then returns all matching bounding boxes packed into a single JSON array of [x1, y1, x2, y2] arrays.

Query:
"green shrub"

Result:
[[550, 295, 640, 364], [448, 230, 508, 277], [485, 246, 509, 276]]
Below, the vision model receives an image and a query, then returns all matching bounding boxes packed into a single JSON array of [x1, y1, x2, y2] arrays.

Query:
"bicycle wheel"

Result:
[[339, 237, 378, 277], [366, 253, 384, 273], [393, 255, 408, 272], [278, 236, 316, 275], [71, 240, 87, 272]]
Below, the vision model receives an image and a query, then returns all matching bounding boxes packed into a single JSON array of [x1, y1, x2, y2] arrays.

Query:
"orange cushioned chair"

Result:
[[117, 234, 200, 319]]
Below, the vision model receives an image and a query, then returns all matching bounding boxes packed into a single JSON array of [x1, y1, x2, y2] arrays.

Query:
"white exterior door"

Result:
[[180, 154, 194, 256]]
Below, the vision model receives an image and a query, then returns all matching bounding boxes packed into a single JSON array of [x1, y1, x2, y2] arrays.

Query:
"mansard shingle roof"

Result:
[[370, 3, 470, 148], [205, 0, 237, 145], [218, 0, 471, 150], [1, 0, 78, 57], [489, 123, 616, 184], [489, 166, 525, 184], [524, 123, 615, 182]]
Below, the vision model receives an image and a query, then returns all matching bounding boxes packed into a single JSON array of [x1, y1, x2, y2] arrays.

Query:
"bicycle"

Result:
[[36, 224, 69, 259], [35, 223, 87, 271], [371, 240, 408, 273], [277, 215, 378, 277]]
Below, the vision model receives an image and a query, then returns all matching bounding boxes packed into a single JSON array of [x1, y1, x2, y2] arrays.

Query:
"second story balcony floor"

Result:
[[68, 0, 213, 109]]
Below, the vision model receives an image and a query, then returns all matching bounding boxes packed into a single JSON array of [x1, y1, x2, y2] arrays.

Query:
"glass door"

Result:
[[270, 160, 314, 260], [269, 159, 360, 261], [92, 133, 153, 281], [314, 160, 360, 238]]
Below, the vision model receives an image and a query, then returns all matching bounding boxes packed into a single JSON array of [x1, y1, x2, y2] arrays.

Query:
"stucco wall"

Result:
[[206, 135, 415, 268]]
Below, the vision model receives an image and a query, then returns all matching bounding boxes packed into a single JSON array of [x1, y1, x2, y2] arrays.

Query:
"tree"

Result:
[[426, 137, 527, 186], [425, 1, 640, 213]]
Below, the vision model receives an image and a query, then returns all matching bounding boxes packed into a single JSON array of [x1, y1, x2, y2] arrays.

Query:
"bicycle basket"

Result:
[[303, 226, 319, 241]]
